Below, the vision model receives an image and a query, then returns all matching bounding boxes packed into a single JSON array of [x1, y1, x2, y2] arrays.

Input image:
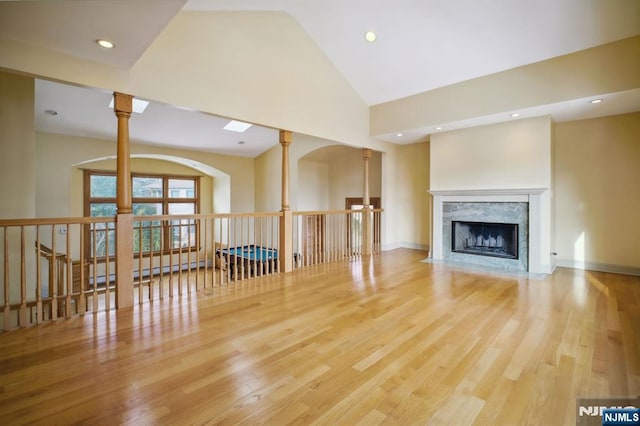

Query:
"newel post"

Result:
[[279, 130, 294, 273], [113, 92, 134, 309], [362, 148, 373, 255]]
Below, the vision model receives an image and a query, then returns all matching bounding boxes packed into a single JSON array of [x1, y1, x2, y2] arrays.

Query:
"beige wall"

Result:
[[0, 71, 38, 306], [554, 112, 640, 270], [379, 142, 431, 251], [395, 142, 431, 250], [254, 143, 280, 212], [255, 137, 383, 212], [328, 149, 382, 210], [0, 71, 35, 218], [254, 134, 336, 212], [430, 116, 552, 190], [299, 160, 330, 211]]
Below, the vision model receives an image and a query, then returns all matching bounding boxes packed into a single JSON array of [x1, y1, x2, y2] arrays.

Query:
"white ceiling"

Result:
[[0, 0, 186, 68], [2, 0, 640, 156], [185, 0, 640, 105], [35, 80, 279, 158]]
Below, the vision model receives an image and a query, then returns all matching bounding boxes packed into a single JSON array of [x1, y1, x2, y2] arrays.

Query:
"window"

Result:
[[84, 171, 199, 258]]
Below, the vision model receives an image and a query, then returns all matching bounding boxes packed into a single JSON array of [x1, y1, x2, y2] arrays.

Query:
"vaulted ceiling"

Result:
[[1, 0, 639, 156]]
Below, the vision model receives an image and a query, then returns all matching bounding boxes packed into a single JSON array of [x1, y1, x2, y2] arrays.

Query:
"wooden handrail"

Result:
[[0, 217, 112, 227], [134, 212, 283, 221], [0, 212, 285, 227], [36, 243, 68, 263], [293, 209, 384, 215]]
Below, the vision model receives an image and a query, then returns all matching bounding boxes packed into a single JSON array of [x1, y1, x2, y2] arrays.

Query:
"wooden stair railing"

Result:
[[36, 243, 69, 316]]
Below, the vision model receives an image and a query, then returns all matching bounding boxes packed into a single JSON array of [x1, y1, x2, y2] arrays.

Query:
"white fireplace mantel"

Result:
[[429, 188, 551, 274]]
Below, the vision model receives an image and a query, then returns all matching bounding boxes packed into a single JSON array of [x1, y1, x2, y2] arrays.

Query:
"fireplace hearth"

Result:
[[451, 220, 518, 259]]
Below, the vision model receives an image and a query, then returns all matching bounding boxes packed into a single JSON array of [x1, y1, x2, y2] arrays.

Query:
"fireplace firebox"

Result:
[[451, 221, 518, 259]]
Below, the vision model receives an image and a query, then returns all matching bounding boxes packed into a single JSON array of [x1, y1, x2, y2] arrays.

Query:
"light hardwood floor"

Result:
[[0, 249, 638, 425]]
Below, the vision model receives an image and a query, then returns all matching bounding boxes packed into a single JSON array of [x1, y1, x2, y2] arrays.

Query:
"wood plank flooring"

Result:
[[0, 249, 638, 425]]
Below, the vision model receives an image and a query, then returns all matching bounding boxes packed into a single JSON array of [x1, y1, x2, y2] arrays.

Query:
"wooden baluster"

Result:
[[329, 214, 333, 263], [92, 224, 98, 313], [232, 217, 237, 282], [104, 223, 111, 311], [78, 224, 86, 314], [107, 222, 111, 308], [214, 217, 219, 286], [202, 218, 208, 288], [195, 217, 201, 289], [194, 218, 198, 288], [244, 216, 248, 279], [254, 217, 259, 277], [188, 218, 192, 289], [320, 214, 324, 264], [227, 217, 232, 283], [65, 224, 72, 317], [3, 228, 9, 330], [138, 221, 143, 303], [240, 217, 244, 280], [211, 216, 216, 286], [168, 220, 174, 297], [178, 220, 183, 293], [186, 219, 192, 294], [222, 217, 226, 285], [185, 220, 190, 294], [337, 213, 340, 260], [314, 215, 318, 264], [148, 220, 155, 299], [269, 216, 282, 272], [243, 217, 251, 278], [271, 215, 276, 273], [19, 226, 26, 326], [35, 225, 42, 323], [159, 220, 165, 299], [50, 225, 58, 320]]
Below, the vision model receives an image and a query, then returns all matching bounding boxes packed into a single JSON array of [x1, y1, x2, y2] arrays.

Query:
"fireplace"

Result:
[[436, 197, 531, 272], [451, 221, 518, 259], [429, 189, 549, 274]]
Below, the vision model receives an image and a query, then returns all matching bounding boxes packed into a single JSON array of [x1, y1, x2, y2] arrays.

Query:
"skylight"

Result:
[[108, 98, 150, 114], [223, 120, 253, 133]]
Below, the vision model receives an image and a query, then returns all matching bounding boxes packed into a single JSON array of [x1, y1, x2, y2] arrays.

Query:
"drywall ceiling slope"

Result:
[[0, 0, 186, 68]]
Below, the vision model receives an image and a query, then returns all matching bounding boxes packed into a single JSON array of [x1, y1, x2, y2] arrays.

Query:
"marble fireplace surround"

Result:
[[430, 188, 547, 274]]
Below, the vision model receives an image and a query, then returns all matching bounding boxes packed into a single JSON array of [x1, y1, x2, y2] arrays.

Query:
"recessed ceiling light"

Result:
[[435, 126, 442, 130], [511, 113, 520, 118], [364, 31, 377, 42], [224, 120, 252, 133], [108, 98, 150, 114], [590, 99, 603, 104], [96, 39, 114, 49], [396, 133, 403, 137], [44, 109, 58, 116]]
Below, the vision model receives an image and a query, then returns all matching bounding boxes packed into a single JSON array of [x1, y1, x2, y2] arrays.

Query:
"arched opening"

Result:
[[71, 154, 231, 216]]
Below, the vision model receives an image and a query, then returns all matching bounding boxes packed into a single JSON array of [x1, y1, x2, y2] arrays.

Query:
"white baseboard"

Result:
[[555, 259, 640, 276], [382, 242, 430, 252]]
